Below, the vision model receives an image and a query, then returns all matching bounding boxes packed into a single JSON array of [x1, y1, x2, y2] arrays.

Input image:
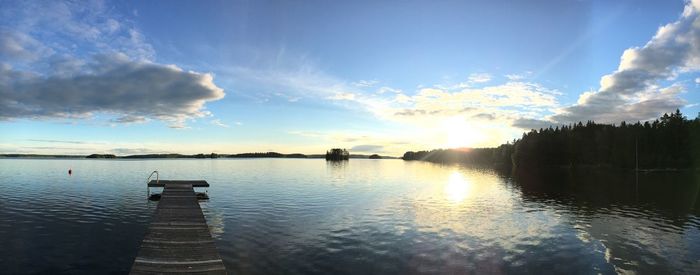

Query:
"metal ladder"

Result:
[[146, 170, 159, 198]]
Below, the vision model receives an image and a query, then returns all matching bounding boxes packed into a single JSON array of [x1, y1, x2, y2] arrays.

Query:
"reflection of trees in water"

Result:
[[510, 168, 700, 274], [326, 159, 348, 168], [326, 160, 349, 181], [511, 168, 700, 216]]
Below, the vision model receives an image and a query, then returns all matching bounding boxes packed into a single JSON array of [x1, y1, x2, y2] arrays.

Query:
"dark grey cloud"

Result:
[[48, 55, 86, 78], [472, 113, 496, 120], [549, 3, 699, 124], [511, 118, 557, 130], [0, 55, 225, 127], [350, 145, 384, 153]]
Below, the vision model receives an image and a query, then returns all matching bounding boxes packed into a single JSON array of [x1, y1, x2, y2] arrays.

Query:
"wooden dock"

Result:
[[131, 180, 226, 274]]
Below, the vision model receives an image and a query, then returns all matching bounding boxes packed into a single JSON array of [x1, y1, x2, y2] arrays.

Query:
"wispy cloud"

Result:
[[288, 130, 326, 138], [350, 144, 384, 153], [352, 79, 378, 88], [468, 73, 492, 83], [328, 92, 356, 101], [505, 73, 529, 81], [210, 119, 229, 128], [225, 63, 358, 103], [377, 86, 403, 94], [1, 1, 154, 62], [227, 48, 564, 148], [26, 139, 95, 144], [0, 28, 54, 61]]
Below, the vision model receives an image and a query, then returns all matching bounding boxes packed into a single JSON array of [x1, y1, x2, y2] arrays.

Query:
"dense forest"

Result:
[[402, 145, 513, 168], [404, 110, 700, 170]]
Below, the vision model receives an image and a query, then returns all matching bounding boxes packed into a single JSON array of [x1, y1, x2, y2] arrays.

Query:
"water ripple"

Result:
[[1, 159, 699, 274]]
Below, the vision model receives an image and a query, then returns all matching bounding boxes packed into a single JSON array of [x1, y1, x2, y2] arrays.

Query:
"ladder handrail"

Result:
[[146, 171, 159, 197], [147, 170, 159, 185]]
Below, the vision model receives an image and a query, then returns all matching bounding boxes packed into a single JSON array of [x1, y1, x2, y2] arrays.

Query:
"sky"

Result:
[[1, 0, 700, 156]]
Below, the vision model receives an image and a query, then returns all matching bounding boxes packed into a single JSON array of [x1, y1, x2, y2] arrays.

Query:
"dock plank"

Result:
[[131, 181, 225, 274], [148, 180, 210, 188]]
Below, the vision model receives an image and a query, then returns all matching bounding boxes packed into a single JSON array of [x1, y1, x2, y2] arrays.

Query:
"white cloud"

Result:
[[549, 1, 700, 124], [227, 47, 564, 148], [333, 81, 562, 148], [468, 73, 492, 83], [379, 82, 558, 121]]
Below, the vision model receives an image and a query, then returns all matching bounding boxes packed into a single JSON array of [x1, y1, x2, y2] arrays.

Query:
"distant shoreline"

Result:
[[0, 153, 398, 160]]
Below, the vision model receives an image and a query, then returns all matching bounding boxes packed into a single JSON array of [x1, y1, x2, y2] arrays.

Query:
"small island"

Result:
[[325, 148, 350, 161], [369, 154, 381, 159]]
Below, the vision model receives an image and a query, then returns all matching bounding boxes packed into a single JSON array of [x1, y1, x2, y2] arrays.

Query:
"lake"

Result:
[[1, 158, 699, 274]]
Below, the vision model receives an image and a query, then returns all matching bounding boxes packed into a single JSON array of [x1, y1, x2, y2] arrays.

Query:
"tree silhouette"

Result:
[[326, 148, 349, 160]]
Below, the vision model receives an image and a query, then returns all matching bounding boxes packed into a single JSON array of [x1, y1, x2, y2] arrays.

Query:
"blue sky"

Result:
[[1, 0, 699, 156]]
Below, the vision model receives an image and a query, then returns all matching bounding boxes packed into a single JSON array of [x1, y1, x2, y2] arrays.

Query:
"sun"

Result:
[[442, 116, 481, 148]]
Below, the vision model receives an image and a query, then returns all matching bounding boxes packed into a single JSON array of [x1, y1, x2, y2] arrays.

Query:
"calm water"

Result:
[[1, 159, 699, 274]]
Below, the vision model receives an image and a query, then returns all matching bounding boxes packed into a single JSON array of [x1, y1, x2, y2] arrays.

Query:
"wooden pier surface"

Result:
[[131, 180, 226, 274]]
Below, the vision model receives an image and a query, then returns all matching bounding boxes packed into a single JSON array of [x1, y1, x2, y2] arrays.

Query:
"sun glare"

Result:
[[443, 116, 481, 148]]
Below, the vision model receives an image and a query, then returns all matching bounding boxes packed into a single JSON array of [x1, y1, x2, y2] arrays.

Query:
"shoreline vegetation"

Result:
[[0, 152, 398, 159], [403, 110, 700, 170], [4, 110, 699, 171]]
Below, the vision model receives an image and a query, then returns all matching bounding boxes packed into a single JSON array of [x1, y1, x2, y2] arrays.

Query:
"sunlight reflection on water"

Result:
[[444, 171, 471, 203]]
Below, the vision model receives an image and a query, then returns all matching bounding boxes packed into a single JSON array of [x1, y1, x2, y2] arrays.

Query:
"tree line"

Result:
[[403, 110, 700, 169]]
